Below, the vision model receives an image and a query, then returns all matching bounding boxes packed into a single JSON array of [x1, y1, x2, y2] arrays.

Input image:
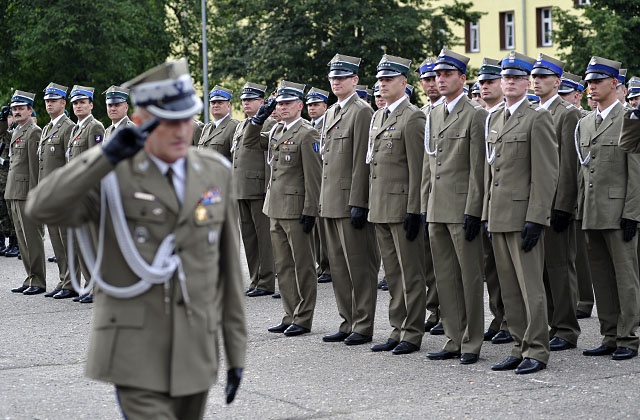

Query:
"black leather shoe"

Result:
[[583, 345, 616, 356], [427, 349, 460, 360], [5, 246, 19, 258], [48, 255, 56, 262], [284, 324, 310, 337], [247, 288, 274, 297], [611, 347, 638, 360], [377, 279, 388, 290], [245, 288, 255, 296], [424, 320, 438, 332], [491, 356, 523, 371], [73, 293, 87, 302], [345, 332, 372, 346], [392, 341, 419, 355], [23, 286, 46, 295], [460, 353, 479, 364], [429, 322, 444, 335], [272, 292, 281, 299], [483, 328, 498, 341], [53, 289, 79, 299], [44, 288, 62, 298], [317, 274, 332, 283], [11, 285, 28, 293], [491, 330, 514, 344], [549, 336, 576, 351], [79, 294, 94, 303], [323, 331, 350, 342], [268, 323, 290, 333], [515, 357, 546, 374], [371, 338, 399, 352], [576, 309, 591, 319]]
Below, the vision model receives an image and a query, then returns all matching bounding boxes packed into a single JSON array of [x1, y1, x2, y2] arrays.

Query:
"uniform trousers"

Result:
[[544, 223, 580, 345], [429, 222, 484, 354], [47, 225, 72, 290], [270, 218, 317, 329], [9, 199, 45, 288], [116, 386, 208, 420], [323, 217, 379, 336], [238, 198, 275, 292], [483, 227, 506, 332], [312, 218, 331, 277], [375, 222, 426, 347], [423, 231, 439, 324], [492, 231, 550, 364], [585, 229, 640, 350], [575, 221, 594, 314]]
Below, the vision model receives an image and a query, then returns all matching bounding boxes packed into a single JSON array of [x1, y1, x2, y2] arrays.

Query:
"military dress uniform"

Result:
[[103, 85, 135, 142], [66, 86, 105, 162], [104, 116, 134, 140], [197, 86, 239, 160], [0, 115, 16, 251]]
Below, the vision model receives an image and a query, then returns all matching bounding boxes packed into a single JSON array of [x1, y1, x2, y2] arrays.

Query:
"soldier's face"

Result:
[[306, 102, 327, 119], [241, 98, 263, 117], [587, 77, 617, 104], [375, 95, 386, 109], [501, 76, 530, 100], [210, 100, 231, 120], [276, 99, 303, 124], [419, 76, 440, 102], [45, 99, 66, 118], [73, 99, 93, 119], [629, 96, 640, 107], [480, 79, 502, 102], [378, 76, 406, 103], [10, 105, 31, 125], [436, 70, 465, 99], [107, 102, 128, 123], [143, 116, 193, 163], [532, 74, 560, 99], [329, 75, 358, 99], [472, 93, 486, 107], [616, 85, 627, 103]]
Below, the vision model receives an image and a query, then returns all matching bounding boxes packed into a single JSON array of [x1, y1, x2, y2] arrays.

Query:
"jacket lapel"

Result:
[[593, 102, 621, 138], [132, 152, 180, 215], [379, 99, 407, 133], [498, 100, 527, 139], [438, 97, 465, 134]]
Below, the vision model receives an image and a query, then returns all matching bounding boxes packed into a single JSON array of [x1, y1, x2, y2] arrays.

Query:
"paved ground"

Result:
[[1, 235, 639, 419]]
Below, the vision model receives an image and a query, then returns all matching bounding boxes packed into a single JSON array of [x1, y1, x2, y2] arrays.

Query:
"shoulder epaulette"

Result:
[[535, 106, 543, 112], [565, 103, 575, 109]]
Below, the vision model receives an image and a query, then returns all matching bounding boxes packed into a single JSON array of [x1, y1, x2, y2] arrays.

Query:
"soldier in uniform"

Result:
[[319, 54, 380, 346], [626, 77, 640, 108], [26, 59, 247, 418], [104, 85, 135, 141], [232, 82, 277, 297], [197, 86, 238, 161], [423, 49, 486, 364], [577, 57, 640, 361], [0, 107, 17, 257], [471, 82, 485, 107], [484, 52, 559, 374], [531, 54, 582, 352], [6, 91, 46, 295], [66, 86, 106, 162], [305, 87, 332, 284], [373, 83, 386, 110], [477, 58, 513, 345], [558, 73, 587, 113], [355, 85, 371, 103], [616, 69, 629, 107], [416, 56, 443, 336], [246, 81, 322, 336], [368, 55, 426, 355]]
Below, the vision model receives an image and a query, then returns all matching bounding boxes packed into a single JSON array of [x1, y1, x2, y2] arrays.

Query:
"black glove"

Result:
[[521, 222, 543, 252], [550, 209, 572, 233], [462, 214, 481, 242], [403, 213, 421, 241], [299, 214, 316, 234], [0, 106, 9, 122], [350, 206, 368, 229], [250, 98, 276, 125], [621, 218, 638, 242], [421, 212, 429, 239], [225, 367, 243, 404], [102, 117, 159, 165]]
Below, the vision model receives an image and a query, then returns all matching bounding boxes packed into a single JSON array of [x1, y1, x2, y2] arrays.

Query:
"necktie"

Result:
[[444, 102, 449, 117], [333, 105, 341, 119], [382, 109, 390, 124], [504, 109, 511, 124], [595, 114, 603, 130], [71, 124, 79, 138]]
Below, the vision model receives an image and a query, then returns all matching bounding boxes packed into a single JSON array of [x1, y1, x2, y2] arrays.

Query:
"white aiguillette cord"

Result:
[[574, 118, 590, 166], [67, 171, 191, 316]]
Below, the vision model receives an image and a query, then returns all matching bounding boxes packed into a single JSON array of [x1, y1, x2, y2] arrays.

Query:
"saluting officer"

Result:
[[0, 106, 17, 257], [368, 55, 426, 355], [577, 57, 640, 361], [484, 52, 559, 374], [320, 54, 380, 346], [103, 85, 135, 141], [197, 86, 238, 161], [423, 49, 486, 365], [66, 86, 105, 162]]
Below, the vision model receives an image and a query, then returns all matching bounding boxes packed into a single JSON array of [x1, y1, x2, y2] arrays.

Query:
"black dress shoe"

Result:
[[392, 341, 419, 355], [245, 288, 254, 296], [429, 322, 444, 335], [247, 289, 274, 297], [48, 255, 57, 262], [583, 344, 616, 356], [317, 274, 332, 283], [483, 328, 498, 341], [491, 330, 514, 344], [611, 347, 638, 360], [424, 320, 438, 332], [427, 349, 460, 360], [460, 353, 479, 364], [44, 288, 62, 298], [323, 331, 350, 342], [576, 309, 591, 319], [11, 285, 28, 293], [344, 332, 372, 346], [53, 289, 79, 299], [79, 294, 94, 303], [549, 336, 576, 351], [5, 246, 19, 258], [371, 338, 399, 352], [268, 323, 290, 333], [515, 357, 546, 374], [377, 279, 388, 290], [284, 324, 310, 337], [23, 286, 46, 295], [73, 293, 87, 302], [272, 292, 281, 299], [491, 356, 523, 371]]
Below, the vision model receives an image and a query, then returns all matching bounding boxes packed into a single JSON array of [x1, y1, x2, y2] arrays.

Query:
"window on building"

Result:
[[575, 0, 590, 6], [465, 21, 480, 53], [537, 8, 553, 47], [499, 12, 515, 50]]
